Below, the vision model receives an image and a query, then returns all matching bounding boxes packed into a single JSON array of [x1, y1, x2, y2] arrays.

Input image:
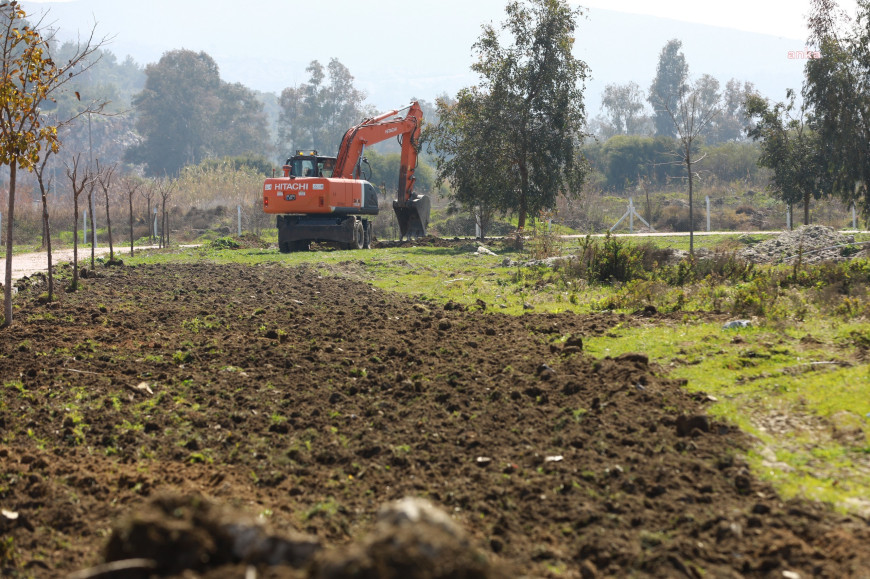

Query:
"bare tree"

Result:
[[121, 175, 144, 257], [34, 151, 55, 301], [0, 4, 109, 326], [65, 154, 95, 291], [96, 160, 118, 262], [140, 180, 157, 244], [155, 177, 176, 247], [657, 78, 721, 256]]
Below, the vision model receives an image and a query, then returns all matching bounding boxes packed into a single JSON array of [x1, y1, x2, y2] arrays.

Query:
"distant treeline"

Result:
[[583, 136, 765, 192]]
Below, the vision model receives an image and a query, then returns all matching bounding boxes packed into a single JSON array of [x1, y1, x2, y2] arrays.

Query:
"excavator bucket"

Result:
[[393, 194, 431, 240]]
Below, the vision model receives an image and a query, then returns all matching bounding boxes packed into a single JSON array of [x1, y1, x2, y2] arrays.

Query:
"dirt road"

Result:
[[0, 245, 187, 283], [0, 247, 123, 283]]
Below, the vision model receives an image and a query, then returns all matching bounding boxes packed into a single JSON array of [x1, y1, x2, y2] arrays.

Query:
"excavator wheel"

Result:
[[349, 220, 365, 250]]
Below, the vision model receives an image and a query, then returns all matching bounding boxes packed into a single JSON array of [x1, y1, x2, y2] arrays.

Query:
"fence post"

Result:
[[153, 208, 158, 241], [237, 205, 242, 236], [853, 202, 857, 230], [786, 204, 791, 230], [84, 210, 88, 245]]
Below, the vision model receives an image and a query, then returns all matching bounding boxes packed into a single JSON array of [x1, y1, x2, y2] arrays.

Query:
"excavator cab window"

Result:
[[319, 158, 335, 178], [286, 155, 337, 178], [287, 158, 315, 178]]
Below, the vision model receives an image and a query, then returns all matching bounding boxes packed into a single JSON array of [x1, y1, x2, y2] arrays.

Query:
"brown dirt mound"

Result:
[[738, 225, 863, 264], [1, 263, 869, 578], [209, 233, 272, 250]]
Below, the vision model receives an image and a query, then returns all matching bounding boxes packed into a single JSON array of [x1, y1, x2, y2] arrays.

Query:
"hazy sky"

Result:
[[26, 0, 858, 40], [20, 0, 858, 110], [579, 0, 858, 40]]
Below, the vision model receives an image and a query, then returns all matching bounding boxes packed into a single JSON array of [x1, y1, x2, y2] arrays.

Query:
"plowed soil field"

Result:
[[1, 262, 869, 578]]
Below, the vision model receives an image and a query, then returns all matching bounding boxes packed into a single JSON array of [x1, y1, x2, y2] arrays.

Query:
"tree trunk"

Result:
[[88, 188, 96, 269], [642, 179, 652, 226], [129, 193, 134, 257], [3, 161, 17, 326], [72, 194, 80, 290], [147, 198, 152, 244], [41, 187, 54, 302], [162, 198, 169, 247], [517, 163, 529, 231], [687, 154, 694, 257], [104, 189, 114, 261]]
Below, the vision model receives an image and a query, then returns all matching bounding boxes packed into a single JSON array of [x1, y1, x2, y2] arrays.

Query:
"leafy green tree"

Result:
[[597, 135, 680, 190], [701, 141, 763, 183], [648, 39, 689, 138], [803, 0, 870, 217], [126, 50, 219, 175], [125, 49, 268, 176], [465, 0, 590, 230], [747, 91, 826, 226], [212, 82, 270, 160], [718, 79, 757, 143], [277, 58, 370, 157], [425, 88, 514, 238], [600, 81, 650, 137], [1, 1, 106, 326]]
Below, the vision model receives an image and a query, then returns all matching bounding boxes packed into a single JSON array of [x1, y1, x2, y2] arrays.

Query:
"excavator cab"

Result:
[[283, 151, 337, 178]]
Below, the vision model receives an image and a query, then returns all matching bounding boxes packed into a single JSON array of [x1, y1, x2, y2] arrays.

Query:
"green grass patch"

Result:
[[584, 319, 870, 514]]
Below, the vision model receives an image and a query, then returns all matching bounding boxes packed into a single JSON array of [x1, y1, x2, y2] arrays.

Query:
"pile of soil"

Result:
[[208, 233, 272, 250], [1, 262, 869, 578], [738, 225, 866, 264]]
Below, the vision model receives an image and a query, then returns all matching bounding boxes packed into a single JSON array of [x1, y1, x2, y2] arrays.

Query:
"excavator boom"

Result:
[[333, 102, 429, 239]]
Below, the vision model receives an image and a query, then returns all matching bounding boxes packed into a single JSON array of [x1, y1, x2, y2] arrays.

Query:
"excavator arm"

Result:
[[333, 102, 429, 239]]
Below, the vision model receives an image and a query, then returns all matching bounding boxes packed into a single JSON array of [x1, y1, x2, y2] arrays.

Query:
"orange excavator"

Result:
[[263, 102, 430, 252]]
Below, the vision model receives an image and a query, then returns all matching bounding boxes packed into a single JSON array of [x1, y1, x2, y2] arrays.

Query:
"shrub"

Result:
[[563, 234, 656, 284]]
